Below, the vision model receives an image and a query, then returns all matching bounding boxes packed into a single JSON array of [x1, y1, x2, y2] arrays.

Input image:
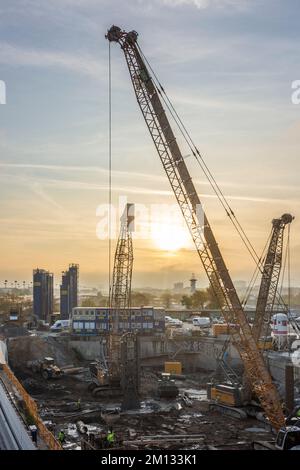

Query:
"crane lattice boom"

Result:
[[252, 213, 294, 342], [106, 25, 285, 429], [109, 203, 134, 382], [110, 203, 134, 311]]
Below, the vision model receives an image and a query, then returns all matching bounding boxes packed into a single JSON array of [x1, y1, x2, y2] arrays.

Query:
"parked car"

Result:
[[167, 318, 183, 328], [192, 317, 211, 328]]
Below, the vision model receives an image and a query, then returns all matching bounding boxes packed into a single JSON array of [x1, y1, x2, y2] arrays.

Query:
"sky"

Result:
[[0, 0, 299, 291]]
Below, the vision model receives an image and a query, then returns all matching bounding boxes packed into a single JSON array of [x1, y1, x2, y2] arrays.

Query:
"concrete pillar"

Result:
[[285, 363, 294, 413]]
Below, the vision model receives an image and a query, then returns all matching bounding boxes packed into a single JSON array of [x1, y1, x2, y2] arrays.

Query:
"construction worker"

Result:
[[58, 430, 65, 444], [99, 431, 106, 449], [106, 429, 115, 447], [29, 425, 38, 445]]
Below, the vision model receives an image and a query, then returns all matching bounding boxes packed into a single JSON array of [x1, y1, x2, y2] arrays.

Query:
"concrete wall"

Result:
[[0, 340, 7, 364], [68, 334, 242, 372], [68, 336, 105, 360], [267, 351, 300, 395]]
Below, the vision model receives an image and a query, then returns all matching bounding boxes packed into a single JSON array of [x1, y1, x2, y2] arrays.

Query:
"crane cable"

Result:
[[241, 227, 273, 307], [288, 223, 291, 313], [108, 41, 112, 307], [138, 45, 296, 318], [242, 223, 291, 314], [277, 224, 300, 338], [133, 43, 298, 352], [278, 228, 288, 305], [136, 44, 295, 326], [136, 44, 264, 273]]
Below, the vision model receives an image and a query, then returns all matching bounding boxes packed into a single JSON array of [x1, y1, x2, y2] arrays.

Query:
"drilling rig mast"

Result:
[[252, 213, 294, 343], [108, 203, 134, 384], [110, 203, 134, 310]]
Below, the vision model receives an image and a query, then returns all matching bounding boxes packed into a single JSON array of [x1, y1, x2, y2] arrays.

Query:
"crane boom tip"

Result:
[[106, 26, 138, 44]]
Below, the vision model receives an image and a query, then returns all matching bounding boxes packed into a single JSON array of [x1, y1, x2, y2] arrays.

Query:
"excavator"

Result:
[[106, 25, 300, 447]]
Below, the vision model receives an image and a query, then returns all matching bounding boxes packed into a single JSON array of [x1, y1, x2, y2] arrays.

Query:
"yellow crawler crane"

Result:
[[106, 26, 285, 431]]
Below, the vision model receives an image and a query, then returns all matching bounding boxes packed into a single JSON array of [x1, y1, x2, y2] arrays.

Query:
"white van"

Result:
[[50, 319, 70, 332], [192, 317, 211, 328]]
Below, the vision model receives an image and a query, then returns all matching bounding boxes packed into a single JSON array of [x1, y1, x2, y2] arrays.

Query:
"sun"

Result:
[[151, 223, 190, 252]]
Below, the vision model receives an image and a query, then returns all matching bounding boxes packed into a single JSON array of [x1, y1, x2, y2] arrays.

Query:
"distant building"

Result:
[[60, 272, 69, 319], [71, 306, 165, 335], [60, 264, 79, 320], [190, 273, 197, 294], [33, 268, 53, 322], [173, 282, 184, 292]]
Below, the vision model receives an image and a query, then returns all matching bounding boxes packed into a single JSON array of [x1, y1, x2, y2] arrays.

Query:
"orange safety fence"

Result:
[[2, 364, 62, 450]]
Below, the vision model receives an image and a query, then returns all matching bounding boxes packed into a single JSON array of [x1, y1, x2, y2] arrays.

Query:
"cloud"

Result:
[[0, 162, 165, 183], [1, 162, 300, 205], [0, 42, 104, 78], [30, 181, 65, 212], [141, 0, 250, 10]]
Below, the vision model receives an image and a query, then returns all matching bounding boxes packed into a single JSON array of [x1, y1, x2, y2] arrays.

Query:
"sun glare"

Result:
[[151, 223, 190, 252]]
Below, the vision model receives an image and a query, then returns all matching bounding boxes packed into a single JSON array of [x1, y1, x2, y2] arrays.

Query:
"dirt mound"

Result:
[[7, 335, 79, 371]]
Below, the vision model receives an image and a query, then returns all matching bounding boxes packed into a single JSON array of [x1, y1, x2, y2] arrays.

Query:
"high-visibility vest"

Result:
[[107, 432, 115, 443]]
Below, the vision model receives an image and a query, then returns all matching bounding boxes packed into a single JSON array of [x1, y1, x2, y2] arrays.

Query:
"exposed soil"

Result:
[[12, 363, 274, 450]]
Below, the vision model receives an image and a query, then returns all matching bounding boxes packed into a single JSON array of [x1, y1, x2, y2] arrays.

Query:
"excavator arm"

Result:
[[106, 25, 285, 430]]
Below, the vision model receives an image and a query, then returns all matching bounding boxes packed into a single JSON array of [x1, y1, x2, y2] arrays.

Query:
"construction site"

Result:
[[1, 15, 300, 454]]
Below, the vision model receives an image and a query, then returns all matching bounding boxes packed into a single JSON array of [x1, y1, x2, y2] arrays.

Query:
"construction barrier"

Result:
[[3, 364, 62, 450]]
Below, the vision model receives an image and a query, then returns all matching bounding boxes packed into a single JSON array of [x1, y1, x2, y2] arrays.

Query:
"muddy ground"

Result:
[[7, 334, 275, 450], [13, 365, 274, 450]]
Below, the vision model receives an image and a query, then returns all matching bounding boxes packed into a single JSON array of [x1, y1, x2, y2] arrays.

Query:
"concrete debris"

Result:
[[244, 427, 269, 433]]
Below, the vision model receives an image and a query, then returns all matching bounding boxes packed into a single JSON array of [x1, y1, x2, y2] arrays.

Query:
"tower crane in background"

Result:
[[106, 25, 285, 430], [252, 213, 294, 344]]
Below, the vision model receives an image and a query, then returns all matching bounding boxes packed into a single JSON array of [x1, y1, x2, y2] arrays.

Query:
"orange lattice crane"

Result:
[[106, 25, 285, 430]]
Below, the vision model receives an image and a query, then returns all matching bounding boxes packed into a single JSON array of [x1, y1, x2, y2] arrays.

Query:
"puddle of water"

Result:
[[181, 388, 207, 401], [180, 412, 203, 419], [244, 427, 268, 433], [63, 442, 81, 450], [67, 423, 79, 438], [85, 424, 102, 433]]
